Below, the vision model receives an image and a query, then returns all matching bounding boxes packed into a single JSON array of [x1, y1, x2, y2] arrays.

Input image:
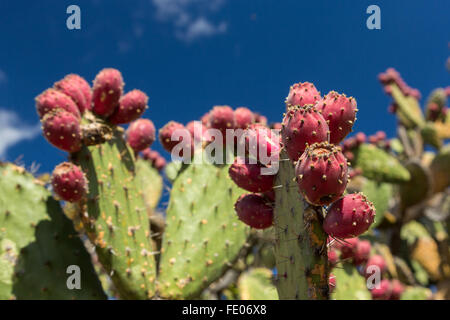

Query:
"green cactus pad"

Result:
[[399, 161, 431, 209], [331, 263, 371, 300], [400, 286, 431, 300], [0, 163, 106, 300], [136, 159, 163, 210], [73, 130, 157, 300], [421, 123, 442, 150], [157, 151, 250, 299], [165, 160, 183, 183], [238, 268, 278, 300], [430, 144, 450, 193], [361, 179, 393, 229], [353, 144, 410, 183], [388, 83, 425, 128], [273, 150, 328, 300]]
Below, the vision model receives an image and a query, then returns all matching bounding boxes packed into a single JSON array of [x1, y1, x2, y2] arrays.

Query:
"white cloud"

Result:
[[152, 0, 228, 41], [0, 109, 41, 158]]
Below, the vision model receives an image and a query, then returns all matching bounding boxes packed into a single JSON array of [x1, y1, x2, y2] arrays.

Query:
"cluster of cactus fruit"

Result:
[[0, 62, 449, 300]]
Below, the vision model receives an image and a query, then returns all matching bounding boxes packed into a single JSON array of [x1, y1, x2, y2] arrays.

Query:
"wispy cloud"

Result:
[[0, 109, 41, 158], [152, 0, 228, 42]]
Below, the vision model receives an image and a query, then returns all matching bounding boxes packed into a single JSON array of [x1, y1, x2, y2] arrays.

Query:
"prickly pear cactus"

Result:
[[136, 159, 163, 210], [273, 150, 329, 300], [353, 144, 410, 183], [72, 128, 157, 300], [237, 268, 278, 300], [0, 163, 106, 300], [157, 151, 250, 299], [331, 263, 371, 300]]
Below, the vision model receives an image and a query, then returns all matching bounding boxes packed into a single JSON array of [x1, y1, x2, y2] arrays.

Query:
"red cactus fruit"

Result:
[[186, 120, 212, 144], [41, 109, 82, 153], [234, 193, 273, 229], [228, 157, 274, 193], [208, 105, 235, 136], [355, 132, 366, 144], [295, 142, 348, 206], [159, 121, 190, 153], [378, 68, 421, 100], [323, 193, 375, 238], [92, 68, 124, 117], [109, 89, 148, 124], [370, 279, 392, 300], [389, 280, 405, 300], [353, 240, 371, 265], [328, 273, 336, 294], [262, 190, 275, 202], [364, 254, 387, 277], [201, 112, 210, 126], [54, 74, 91, 114], [36, 88, 80, 119], [316, 91, 357, 144], [254, 113, 268, 126], [339, 237, 359, 260], [51, 162, 87, 202], [271, 122, 282, 130], [234, 107, 254, 129], [141, 149, 166, 172], [328, 249, 338, 267], [67, 74, 92, 111], [126, 119, 156, 152], [285, 82, 321, 108], [282, 105, 329, 162], [244, 123, 280, 163]]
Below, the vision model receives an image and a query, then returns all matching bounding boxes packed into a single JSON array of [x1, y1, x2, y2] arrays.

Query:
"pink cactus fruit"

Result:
[[254, 113, 268, 126], [109, 89, 148, 124], [54, 74, 91, 114], [364, 254, 387, 278], [208, 105, 235, 137], [295, 142, 348, 206], [41, 109, 82, 153], [36, 88, 81, 119], [141, 149, 166, 172], [328, 273, 336, 294], [126, 119, 156, 152], [281, 105, 329, 162], [378, 68, 421, 100], [51, 162, 87, 202], [285, 82, 321, 108], [244, 123, 280, 163], [186, 120, 212, 144], [234, 193, 273, 229], [355, 132, 366, 145], [159, 121, 191, 155], [370, 279, 392, 300], [92, 68, 124, 117], [234, 107, 254, 129], [228, 157, 274, 193], [262, 190, 275, 202], [389, 280, 405, 300], [316, 91, 357, 144], [353, 239, 371, 265], [271, 122, 282, 130], [323, 193, 375, 239], [328, 249, 338, 267], [339, 237, 359, 260], [201, 112, 210, 126]]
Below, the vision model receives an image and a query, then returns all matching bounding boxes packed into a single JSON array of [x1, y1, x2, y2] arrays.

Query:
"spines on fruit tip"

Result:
[[285, 82, 321, 108], [54, 74, 91, 114], [228, 157, 275, 193]]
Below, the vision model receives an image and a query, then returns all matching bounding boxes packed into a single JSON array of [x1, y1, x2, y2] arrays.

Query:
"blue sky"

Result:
[[0, 0, 448, 174]]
